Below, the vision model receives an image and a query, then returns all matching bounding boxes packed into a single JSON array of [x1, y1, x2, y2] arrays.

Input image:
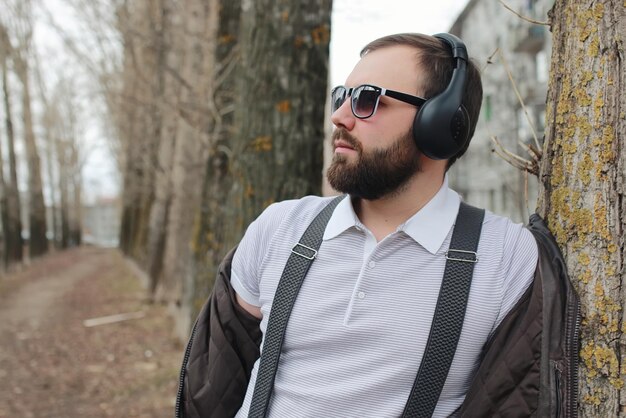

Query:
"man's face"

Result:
[[328, 45, 424, 200]]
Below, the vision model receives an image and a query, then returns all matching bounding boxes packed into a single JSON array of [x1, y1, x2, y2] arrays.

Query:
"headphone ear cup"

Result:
[[413, 99, 471, 160]]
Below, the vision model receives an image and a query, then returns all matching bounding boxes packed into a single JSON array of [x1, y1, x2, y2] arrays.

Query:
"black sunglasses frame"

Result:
[[331, 84, 427, 119]]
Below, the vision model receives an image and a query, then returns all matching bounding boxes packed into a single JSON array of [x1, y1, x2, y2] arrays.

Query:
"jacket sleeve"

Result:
[[180, 247, 263, 418], [459, 214, 580, 418]]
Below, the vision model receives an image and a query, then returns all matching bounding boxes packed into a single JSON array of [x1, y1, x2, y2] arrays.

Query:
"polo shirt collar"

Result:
[[323, 194, 359, 240], [399, 176, 460, 254], [323, 176, 460, 255]]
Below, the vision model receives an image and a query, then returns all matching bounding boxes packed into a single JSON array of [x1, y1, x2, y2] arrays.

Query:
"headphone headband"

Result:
[[412, 33, 471, 160], [433, 33, 468, 61]]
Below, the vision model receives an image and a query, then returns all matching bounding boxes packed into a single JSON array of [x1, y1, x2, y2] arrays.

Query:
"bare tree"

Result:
[[143, 0, 179, 298], [184, 0, 241, 325], [5, 0, 48, 257], [116, 0, 165, 261], [0, 20, 23, 265], [54, 84, 83, 248], [537, 1, 625, 415]]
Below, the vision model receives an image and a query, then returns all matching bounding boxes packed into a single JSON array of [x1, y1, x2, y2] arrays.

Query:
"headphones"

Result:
[[412, 33, 471, 160]]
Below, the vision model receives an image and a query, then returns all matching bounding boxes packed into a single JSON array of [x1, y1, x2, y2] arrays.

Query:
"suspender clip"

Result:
[[445, 249, 478, 263], [292, 243, 317, 260]]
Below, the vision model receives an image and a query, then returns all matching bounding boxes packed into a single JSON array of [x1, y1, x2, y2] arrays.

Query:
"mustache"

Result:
[[332, 128, 361, 150]]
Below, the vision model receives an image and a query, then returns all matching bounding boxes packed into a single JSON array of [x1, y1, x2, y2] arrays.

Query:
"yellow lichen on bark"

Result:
[[251, 135, 272, 152], [573, 85, 592, 107], [577, 154, 594, 185], [580, 342, 622, 388], [245, 184, 255, 198], [276, 100, 291, 113], [593, 196, 611, 241], [311, 25, 330, 45], [594, 96, 604, 126], [219, 34, 236, 44]]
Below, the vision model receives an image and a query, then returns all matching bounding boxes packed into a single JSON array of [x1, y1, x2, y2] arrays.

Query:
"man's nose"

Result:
[[330, 99, 356, 131]]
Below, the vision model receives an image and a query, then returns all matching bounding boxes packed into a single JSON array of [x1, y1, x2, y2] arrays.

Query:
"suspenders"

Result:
[[249, 197, 485, 418]]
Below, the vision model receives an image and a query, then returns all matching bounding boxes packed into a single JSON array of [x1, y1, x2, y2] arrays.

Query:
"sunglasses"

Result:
[[331, 84, 427, 119]]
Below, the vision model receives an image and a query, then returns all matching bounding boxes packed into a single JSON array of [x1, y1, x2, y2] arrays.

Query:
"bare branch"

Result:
[[497, 50, 542, 151], [482, 48, 500, 72], [498, 0, 549, 26], [490, 136, 538, 176]]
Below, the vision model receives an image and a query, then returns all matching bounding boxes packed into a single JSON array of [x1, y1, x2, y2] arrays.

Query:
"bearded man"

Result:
[[178, 33, 550, 418]]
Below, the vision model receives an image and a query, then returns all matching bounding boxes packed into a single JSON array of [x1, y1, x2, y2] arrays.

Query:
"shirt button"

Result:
[[357, 291, 366, 299], [368, 261, 376, 268]]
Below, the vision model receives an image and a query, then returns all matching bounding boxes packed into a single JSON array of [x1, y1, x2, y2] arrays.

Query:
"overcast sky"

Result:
[[331, 0, 470, 86]]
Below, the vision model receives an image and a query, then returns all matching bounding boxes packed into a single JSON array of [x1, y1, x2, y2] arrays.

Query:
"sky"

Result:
[[330, 0, 470, 87], [31, 0, 471, 202]]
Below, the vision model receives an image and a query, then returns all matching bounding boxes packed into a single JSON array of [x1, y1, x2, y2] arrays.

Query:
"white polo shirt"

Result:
[[231, 179, 538, 418]]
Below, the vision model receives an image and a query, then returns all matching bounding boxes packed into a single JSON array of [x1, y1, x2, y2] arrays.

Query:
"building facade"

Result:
[[448, 0, 553, 223]]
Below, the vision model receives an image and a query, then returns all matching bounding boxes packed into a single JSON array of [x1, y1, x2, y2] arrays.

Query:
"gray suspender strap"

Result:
[[248, 195, 346, 418], [401, 201, 485, 418]]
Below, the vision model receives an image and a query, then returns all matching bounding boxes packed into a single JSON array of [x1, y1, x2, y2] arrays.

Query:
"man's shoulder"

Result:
[[255, 195, 338, 229], [481, 210, 526, 232], [479, 210, 538, 255]]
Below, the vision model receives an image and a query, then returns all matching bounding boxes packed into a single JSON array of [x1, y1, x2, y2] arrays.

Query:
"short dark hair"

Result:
[[361, 33, 483, 168]]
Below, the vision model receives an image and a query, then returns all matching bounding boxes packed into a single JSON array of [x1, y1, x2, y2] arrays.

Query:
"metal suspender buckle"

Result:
[[291, 243, 318, 260], [445, 249, 479, 263]]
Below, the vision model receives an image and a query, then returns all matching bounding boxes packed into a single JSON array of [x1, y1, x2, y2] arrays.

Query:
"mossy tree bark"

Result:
[[538, 1, 625, 415], [223, 0, 332, 253]]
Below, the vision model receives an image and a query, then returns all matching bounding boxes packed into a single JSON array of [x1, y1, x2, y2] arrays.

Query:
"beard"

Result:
[[327, 127, 421, 200]]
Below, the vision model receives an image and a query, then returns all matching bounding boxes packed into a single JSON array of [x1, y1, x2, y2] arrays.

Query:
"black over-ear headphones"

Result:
[[412, 33, 471, 160]]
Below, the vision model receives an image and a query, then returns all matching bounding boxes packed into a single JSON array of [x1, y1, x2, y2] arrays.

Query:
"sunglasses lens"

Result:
[[353, 86, 379, 118], [331, 86, 347, 114]]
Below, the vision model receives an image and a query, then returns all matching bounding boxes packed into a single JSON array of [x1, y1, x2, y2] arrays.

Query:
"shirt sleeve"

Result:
[[493, 224, 539, 329], [230, 201, 291, 307]]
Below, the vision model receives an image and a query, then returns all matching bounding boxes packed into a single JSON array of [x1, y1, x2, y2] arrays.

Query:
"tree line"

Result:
[[1, 0, 84, 268], [0, 0, 331, 337], [59, 0, 332, 335]]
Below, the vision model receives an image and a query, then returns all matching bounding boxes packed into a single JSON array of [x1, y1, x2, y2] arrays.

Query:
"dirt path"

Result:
[[0, 247, 183, 418]]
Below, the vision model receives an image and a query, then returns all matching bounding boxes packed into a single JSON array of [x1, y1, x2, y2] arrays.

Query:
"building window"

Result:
[[536, 50, 548, 83]]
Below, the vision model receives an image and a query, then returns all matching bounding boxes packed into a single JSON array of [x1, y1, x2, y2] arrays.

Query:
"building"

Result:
[[82, 196, 121, 247], [448, 0, 553, 223]]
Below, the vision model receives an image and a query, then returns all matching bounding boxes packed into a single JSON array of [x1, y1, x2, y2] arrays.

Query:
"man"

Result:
[[229, 33, 539, 417]]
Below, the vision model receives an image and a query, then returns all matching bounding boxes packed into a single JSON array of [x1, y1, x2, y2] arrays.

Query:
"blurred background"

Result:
[[0, 0, 552, 416]]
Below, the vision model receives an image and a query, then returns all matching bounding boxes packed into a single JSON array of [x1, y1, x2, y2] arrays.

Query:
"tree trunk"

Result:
[[224, 0, 332, 252], [0, 39, 22, 264], [16, 55, 48, 257], [0, 100, 8, 268], [538, 1, 625, 415], [44, 130, 59, 248], [117, 0, 163, 263], [186, 0, 241, 318], [70, 153, 82, 246], [143, 0, 181, 298], [157, 0, 220, 307], [57, 137, 70, 249]]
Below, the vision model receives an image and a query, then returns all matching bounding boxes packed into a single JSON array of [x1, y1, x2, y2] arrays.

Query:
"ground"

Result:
[[0, 247, 184, 418]]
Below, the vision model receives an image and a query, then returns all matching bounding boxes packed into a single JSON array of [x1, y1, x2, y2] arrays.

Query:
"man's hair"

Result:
[[361, 33, 483, 169]]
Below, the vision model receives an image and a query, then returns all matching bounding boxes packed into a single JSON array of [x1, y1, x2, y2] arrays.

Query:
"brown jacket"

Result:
[[176, 214, 580, 418]]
